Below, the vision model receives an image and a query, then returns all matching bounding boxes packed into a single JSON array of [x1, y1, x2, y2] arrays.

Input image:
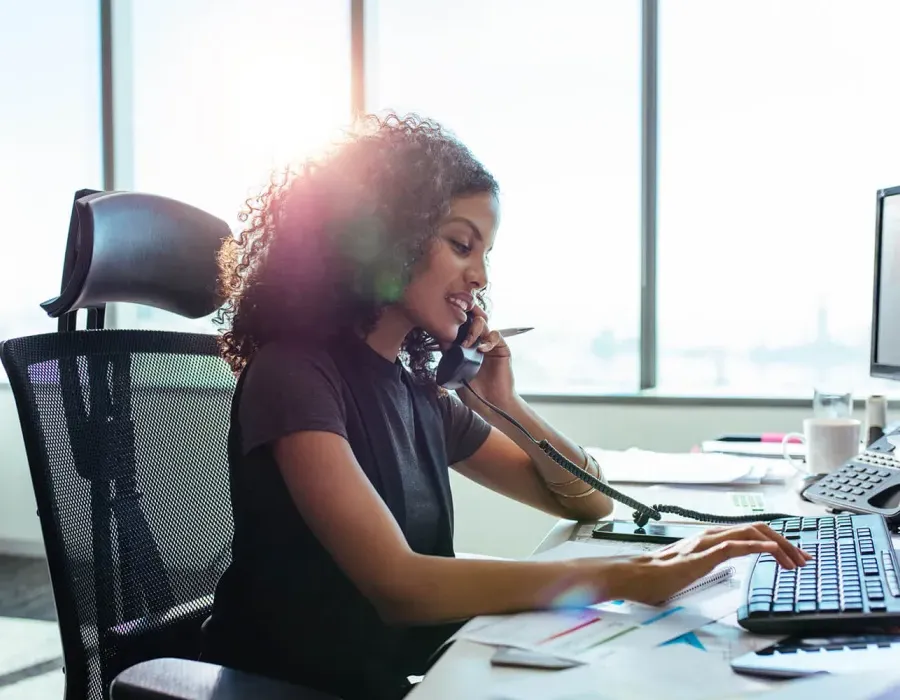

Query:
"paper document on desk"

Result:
[[493, 644, 770, 700], [455, 600, 713, 663], [586, 448, 788, 485], [663, 619, 782, 663]]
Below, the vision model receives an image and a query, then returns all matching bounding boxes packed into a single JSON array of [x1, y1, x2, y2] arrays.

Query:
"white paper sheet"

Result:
[[459, 608, 648, 661], [492, 644, 770, 700], [664, 619, 783, 663], [455, 600, 713, 664], [586, 448, 758, 484]]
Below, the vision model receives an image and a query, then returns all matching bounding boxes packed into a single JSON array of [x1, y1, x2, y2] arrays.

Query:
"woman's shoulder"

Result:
[[239, 339, 348, 409], [236, 339, 350, 454], [247, 339, 342, 383]]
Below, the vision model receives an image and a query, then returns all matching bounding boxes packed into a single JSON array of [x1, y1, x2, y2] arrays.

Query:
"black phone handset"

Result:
[[435, 312, 484, 390], [438, 313, 795, 529]]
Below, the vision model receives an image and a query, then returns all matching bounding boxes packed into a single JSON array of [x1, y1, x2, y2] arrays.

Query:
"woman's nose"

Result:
[[466, 258, 487, 289]]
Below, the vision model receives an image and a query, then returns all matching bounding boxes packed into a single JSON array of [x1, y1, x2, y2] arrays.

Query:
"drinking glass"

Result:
[[813, 389, 853, 419]]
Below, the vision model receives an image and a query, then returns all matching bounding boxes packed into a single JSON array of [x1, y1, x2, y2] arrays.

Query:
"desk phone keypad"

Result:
[[803, 450, 900, 513]]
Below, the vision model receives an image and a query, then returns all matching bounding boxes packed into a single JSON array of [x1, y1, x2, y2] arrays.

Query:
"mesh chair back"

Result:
[[1, 329, 236, 700]]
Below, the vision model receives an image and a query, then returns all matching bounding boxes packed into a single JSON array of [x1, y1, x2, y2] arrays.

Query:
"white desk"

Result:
[[409, 477, 827, 699]]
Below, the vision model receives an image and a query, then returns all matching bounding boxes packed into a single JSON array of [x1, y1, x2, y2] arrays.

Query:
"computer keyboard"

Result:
[[737, 513, 900, 635]]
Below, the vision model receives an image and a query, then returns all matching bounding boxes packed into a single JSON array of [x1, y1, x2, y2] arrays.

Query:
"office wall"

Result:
[[1, 382, 854, 559]]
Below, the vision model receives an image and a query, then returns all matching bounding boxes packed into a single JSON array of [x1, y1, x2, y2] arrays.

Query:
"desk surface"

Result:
[[410, 477, 825, 699]]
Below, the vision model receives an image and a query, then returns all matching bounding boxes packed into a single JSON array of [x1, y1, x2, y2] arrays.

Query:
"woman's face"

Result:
[[401, 192, 500, 344]]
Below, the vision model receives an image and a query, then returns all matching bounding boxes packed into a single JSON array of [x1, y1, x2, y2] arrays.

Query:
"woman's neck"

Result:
[[362, 306, 414, 361]]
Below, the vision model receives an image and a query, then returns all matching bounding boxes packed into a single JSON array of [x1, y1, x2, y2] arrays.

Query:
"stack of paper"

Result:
[[586, 447, 792, 485]]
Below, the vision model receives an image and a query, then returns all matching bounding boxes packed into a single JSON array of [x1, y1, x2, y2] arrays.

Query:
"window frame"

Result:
[[68, 0, 887, 406]]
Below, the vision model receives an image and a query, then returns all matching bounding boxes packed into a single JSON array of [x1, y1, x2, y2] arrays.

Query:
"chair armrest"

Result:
[[110, 658, 338, 700]]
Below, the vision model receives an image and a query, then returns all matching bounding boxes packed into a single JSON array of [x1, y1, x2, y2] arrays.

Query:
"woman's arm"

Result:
[[456, 388, 615, 521], [274, 430, 810, 625]]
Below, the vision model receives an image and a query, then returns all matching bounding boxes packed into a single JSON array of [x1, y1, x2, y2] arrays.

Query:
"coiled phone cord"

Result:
[[461, 380, 796, 529]]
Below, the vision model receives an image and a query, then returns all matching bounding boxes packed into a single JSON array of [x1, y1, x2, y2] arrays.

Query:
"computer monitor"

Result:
[[871, 185, 900, 380]]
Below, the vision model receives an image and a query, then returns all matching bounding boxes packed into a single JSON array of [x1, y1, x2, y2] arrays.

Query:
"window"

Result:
[[657, 0, 900, 397], [13, 2, 892, 398], [0, 1, 102, 348], [119, 0, 351, 332], [368, 0, 642, 394]]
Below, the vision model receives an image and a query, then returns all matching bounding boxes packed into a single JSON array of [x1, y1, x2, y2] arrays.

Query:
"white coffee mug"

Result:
[[781, 418, 862, 475]]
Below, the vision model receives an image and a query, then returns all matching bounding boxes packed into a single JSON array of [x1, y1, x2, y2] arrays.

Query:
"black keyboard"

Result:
[[737, 513, 900, 635]]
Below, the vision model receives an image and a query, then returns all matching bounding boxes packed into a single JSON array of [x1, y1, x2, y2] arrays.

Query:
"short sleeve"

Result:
[[238, 343, 348, 455], [437, 392, 492, 465]]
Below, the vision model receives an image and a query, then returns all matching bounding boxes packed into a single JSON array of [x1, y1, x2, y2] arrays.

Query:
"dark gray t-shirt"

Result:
[[238, 339, 490, 552], [238, 342, 490, 554], [206, 333, 492, 700]]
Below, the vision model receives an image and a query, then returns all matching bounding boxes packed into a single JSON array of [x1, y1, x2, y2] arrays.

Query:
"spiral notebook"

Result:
[[663, 565, 736, 603]]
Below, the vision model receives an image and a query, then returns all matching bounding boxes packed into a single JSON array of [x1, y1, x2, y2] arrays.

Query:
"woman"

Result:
[[203, 113, 808, 700]]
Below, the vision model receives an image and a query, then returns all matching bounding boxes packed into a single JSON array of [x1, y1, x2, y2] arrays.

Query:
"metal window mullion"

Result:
[[100, 0, 136, 329], [350, 0, 366, 118], [640, 0, 659, 390]]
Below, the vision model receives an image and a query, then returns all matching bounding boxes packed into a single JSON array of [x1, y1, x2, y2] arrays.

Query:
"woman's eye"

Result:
[[450, 239, 471, 254]]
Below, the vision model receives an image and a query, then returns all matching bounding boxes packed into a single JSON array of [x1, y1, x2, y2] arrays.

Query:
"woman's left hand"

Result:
[[458, 305, 517, 405]]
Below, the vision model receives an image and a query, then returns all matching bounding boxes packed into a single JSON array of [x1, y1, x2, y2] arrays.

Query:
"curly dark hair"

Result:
[[215, 113, 499, 382]]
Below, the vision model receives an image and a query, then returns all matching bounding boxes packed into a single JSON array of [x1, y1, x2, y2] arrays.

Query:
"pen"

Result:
[[715, 433, 801, 443], [497, 327, 534, 339]]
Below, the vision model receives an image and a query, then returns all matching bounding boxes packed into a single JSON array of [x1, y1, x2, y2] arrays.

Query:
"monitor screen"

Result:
[[873, 188, 900, 374]]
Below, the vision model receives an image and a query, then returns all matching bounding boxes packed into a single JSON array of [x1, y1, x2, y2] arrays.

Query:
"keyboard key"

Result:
[[749, 562, 777, 590], [739, 515, 900, 635], [748, 602, 771, 616]]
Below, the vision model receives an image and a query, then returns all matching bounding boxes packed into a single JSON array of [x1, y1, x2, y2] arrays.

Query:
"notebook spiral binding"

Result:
[[664, 565, 736, 603]]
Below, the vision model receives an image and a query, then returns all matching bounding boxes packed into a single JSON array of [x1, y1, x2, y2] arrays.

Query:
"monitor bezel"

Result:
[[870, 185, 900, 380]]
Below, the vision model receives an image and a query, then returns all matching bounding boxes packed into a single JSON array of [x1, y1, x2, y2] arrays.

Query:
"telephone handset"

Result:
[[801, 431, 900, 528], [435, 312, 483, 390], [436, 312, 796, 531]]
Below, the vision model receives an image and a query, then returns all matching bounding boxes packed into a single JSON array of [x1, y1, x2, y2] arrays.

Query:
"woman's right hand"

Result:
[[609, 522, 813, 606]]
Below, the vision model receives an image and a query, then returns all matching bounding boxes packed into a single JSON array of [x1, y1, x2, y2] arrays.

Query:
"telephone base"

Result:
[[796, 473, 826, 501]]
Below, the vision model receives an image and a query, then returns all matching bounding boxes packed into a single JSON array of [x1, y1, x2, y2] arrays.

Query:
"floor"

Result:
[[0, 556, 65, 699]]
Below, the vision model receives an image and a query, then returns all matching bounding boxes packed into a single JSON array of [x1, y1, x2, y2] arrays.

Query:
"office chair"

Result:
[[0, 190, 335, 700]]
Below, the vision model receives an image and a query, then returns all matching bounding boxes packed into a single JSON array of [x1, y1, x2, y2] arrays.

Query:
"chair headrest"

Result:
[[41, 191, 231, 320]]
